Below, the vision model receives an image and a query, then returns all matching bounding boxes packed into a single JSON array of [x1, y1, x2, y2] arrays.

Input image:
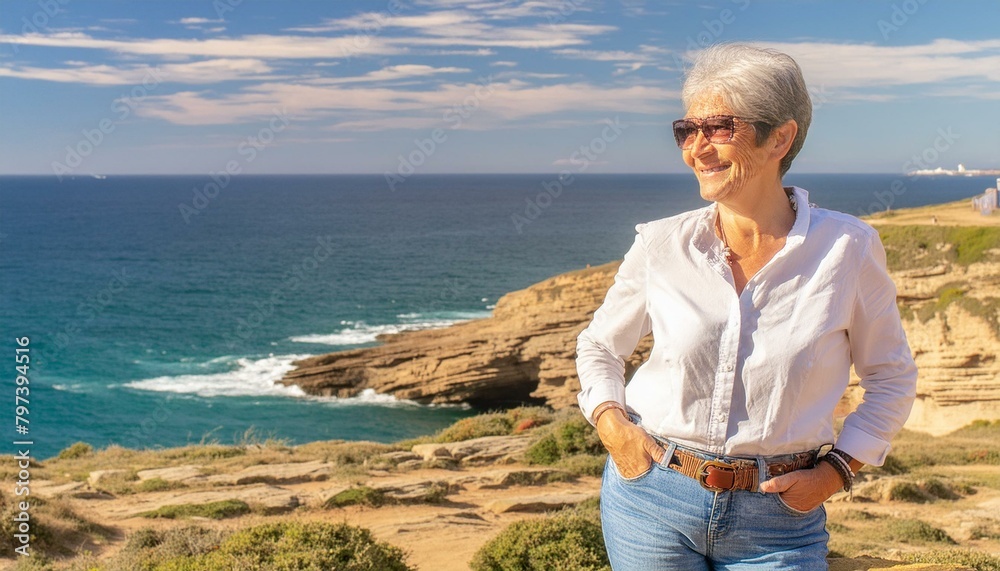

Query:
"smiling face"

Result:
[[681, 93, 774, 204]]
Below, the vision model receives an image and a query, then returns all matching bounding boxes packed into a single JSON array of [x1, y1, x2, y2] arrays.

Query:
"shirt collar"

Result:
[[692, 185, 812, 261]]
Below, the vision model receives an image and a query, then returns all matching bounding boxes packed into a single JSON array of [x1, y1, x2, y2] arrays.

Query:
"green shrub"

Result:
[[873, 422, 1000, 470], [553, 454, 607, 477], [877, 225, 1000, 270], [840, 510, 882, 521], [970, 522, 1000, 541], [124, 526, 163, 550], [524, 413, 603, 466], [184, 521, 413, 571], [950, 227, 1000, 265], [110, 524, 227, 569], [324, 486, 385, 508], [525, 435, 560, 464], [435, 413, 513, 443], [136, 477, 183, 493], [92, 521, 412, 571], [883, 518, 955, 544], [903, 548, 1000, 571], [867, 454, 908, 476], [888, 481, 933, 503], [470, 515, 610, 571], [139, 499, 250, 519], [57, 442, 93, 460], [922, 478, 960, 500], [430, 407, 554, 443]]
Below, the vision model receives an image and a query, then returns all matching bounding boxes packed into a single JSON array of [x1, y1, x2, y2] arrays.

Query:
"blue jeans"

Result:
[[600, 421, 829, 570]]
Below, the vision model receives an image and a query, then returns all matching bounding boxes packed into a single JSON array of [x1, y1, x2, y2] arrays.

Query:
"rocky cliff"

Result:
[[280, 219, 1000, 435]]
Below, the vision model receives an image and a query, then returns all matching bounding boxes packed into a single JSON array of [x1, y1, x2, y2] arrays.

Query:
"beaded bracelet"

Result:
[[820, 449, 855, 493]]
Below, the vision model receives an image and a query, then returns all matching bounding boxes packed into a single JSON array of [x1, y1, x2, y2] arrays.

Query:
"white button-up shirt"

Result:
[[575, 186, 917, 466]]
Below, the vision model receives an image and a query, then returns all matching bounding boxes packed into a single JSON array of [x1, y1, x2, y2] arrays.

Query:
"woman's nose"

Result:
[[690, 129, 714, 156]]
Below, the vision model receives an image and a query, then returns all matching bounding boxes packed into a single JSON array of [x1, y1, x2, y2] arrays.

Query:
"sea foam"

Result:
[[122, 354, 312, 398], [289, 310, 491, 346]]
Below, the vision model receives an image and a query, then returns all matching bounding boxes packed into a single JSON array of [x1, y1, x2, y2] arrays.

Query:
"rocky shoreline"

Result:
[[281, 198, 1000, 436]]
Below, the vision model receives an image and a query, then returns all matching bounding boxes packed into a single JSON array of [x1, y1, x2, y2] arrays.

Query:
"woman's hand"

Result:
[[758, 460, 845, 512], [596, 408, 666, 479]]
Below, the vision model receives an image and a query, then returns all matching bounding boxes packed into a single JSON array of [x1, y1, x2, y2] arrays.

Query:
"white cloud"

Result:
[[288, 11, 479, 33], [0, 32, 402, 59], [132, 78, 676, 127], [178, 17, 223, 25], [307, 64, 470, 85], [555, 44, 668, 74], [491, 60, 518, 67], [0, 58, 276, 85], [755, 39, 1000, 93]]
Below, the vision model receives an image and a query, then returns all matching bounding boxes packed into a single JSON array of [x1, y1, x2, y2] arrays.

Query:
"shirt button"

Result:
[[723, 363, 734, 372]]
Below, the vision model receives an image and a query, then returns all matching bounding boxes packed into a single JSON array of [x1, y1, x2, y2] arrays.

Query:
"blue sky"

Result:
[[1, 0, 998, 175]]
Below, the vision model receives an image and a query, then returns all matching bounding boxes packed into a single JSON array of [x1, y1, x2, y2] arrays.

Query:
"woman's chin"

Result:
[[697, 179, 733, 203]]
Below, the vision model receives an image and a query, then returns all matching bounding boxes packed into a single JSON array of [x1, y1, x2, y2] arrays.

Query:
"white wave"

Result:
[[52, 383, 87, 393], [296, 388, 416, 408], [291, 310, 492, 347], [122, 354, 312, 398]]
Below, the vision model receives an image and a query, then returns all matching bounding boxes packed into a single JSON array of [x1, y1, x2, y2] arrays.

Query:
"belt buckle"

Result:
[[697, 459, 735, 492]]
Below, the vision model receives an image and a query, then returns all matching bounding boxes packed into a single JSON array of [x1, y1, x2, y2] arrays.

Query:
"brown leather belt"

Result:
[[665, 446, 818, 492]]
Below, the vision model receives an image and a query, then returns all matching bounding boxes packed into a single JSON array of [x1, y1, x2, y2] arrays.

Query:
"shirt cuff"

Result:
[[577, 382, 627, 428], [835, 425, 892, 467]]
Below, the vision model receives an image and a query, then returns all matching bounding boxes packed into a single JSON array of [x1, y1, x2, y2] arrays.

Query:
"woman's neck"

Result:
[[716, 182, 796, 247]]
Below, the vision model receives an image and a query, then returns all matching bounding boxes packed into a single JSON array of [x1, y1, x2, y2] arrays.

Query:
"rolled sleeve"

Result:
[[838, 230, 918, 466], [576, 224, 652, 427]]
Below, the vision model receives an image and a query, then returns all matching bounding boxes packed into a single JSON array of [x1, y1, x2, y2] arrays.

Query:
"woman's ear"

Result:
[[770, 119, 798, 162]]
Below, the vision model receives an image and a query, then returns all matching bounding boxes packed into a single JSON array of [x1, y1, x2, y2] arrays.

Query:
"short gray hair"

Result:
[[681, 43, 812, 176]]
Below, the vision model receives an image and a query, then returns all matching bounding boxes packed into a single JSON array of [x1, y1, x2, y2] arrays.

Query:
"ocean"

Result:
[[1, 173, 994, 460]]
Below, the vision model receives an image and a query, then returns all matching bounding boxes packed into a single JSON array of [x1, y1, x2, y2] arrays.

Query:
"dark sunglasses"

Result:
[[671, 115, 752, 149]]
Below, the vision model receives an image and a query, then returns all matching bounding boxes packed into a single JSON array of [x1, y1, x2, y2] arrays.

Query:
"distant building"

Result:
[[972, 186, 998, 215]]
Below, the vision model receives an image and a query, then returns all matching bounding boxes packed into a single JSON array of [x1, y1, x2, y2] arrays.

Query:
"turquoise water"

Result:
[[1, 173, 993, 459]]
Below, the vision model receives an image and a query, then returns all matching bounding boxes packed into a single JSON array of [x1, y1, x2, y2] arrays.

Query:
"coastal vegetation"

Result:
[[5, 413, 1000, 570], [6, 215, 1000, 570], [877, 225, 1000, 269], [19, 521, 416, 571]]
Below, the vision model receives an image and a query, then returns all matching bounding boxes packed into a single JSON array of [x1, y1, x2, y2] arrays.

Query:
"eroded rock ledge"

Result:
[[281, 244, 1000, 435]]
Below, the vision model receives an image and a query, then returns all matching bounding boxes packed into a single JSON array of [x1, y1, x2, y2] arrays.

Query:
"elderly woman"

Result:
[[575, 43, 917, 570]]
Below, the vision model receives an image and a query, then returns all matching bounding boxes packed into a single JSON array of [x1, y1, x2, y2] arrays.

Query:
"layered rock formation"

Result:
[[280, 227, 1000, 435], [280, 262, 642, 409]]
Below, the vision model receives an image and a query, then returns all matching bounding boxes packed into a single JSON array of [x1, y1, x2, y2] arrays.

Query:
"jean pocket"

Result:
[[773, 492, 820, 516], [609, 454, 656, 484]]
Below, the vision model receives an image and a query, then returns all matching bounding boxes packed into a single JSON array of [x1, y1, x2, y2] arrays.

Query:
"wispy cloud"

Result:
[[177, 17, 224, 26], [306, 64, 470, 85], [0, 58, 276, 85], [0, 32, 402, 59], [554, 44, 669, 75], [134, 79, 676, 127], [756, 39, 1000, 98]]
